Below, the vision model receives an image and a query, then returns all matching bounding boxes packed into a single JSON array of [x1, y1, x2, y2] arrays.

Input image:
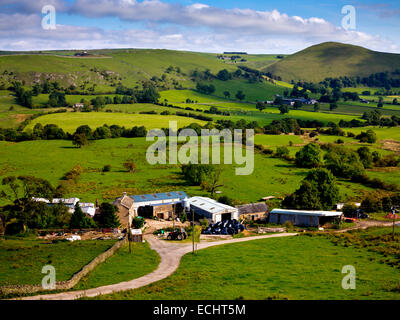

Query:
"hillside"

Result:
[[0, 49, 279, 92], [264, 42, 400, 83]]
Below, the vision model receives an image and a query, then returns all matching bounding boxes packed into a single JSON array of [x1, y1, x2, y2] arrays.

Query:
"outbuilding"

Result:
[[269, 209, 343, 227], [237, 203, 269, 221], [188, 197, 239, 223]]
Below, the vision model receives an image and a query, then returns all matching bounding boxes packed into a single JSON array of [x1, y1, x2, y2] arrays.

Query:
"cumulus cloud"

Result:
[[0, 0, 397, 53]]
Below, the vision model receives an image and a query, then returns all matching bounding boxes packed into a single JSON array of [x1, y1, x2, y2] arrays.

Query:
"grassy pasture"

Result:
[[254, 134, 304, 147], [210, 79, 286, 102], [94, 233, 400, 300], [0, 137, 372, 207], [73, 242, 160, 290], [24, 112, 206, 133], [0, 238, 116, 286]]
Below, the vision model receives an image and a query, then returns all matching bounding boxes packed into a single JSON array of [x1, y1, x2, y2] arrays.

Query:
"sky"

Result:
[[0, 0, 399, 54]]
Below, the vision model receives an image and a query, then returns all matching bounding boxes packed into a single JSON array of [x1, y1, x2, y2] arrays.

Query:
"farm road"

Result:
[[20, 232, 298, 300]]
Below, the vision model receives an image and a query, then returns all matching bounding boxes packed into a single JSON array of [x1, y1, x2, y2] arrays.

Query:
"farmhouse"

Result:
[[113, 191, 188, 225], [269, 209, 343, 227], [188, 197, 239, 223], [237, 202, 269, 221], [282, 98, 317, 106], [112, 193, 135, 227]]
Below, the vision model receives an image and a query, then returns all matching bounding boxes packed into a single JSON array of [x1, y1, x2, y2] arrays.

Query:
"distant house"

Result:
[[361, 99, 370, 104], [237, 203, 269, 221], [269, 209, 343, 227], [73, 103, 84, 110], [74, 51, 89, 57], [282, 98, 317, 106], [188, 196, 239, 223]]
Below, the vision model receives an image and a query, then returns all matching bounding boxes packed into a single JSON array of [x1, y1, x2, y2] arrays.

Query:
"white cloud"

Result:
[[0, 0, 397, 53]]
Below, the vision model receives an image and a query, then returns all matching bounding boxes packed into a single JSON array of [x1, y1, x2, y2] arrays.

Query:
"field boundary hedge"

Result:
[[0, 236, 127, 296]]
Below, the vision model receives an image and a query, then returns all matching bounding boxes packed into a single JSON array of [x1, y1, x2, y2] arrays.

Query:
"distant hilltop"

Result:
[[223, 52, 247, 55]]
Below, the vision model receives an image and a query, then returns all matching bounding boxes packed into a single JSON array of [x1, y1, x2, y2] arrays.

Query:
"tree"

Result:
[[282, 168, 340, 210], [393, 98, 398, 105], [72, 133, 88, 148], [356, 129, 377, 143], [217, 69, 231, 81], [293, 100, 302, 110], [95, 203, 120, 228], [357, 147, 373, 169], [256, 102, 266, 112], [329, 103, 338, 111], [124, 159, 136, 173], [235, 90, 245, 101], [223, 91, 230, 99], [279, 104, 289, 114], [218, 196, 234, 207], [324, 146, 365, 179], [313, 103, 320, 112], [69, 203, 96, 229], [295, 143, 322, 168], [131, 216, 145, 229], [276, 146, 290, 158], [75, 125, 93, 140]]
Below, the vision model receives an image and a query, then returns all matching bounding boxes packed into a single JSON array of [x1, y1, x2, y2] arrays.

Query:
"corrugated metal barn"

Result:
[[269, 209, 343, 227]]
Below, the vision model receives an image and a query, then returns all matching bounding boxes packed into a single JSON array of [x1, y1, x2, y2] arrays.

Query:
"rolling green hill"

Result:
[[0, 49, 280, 93], [264, 42, 400, 83]]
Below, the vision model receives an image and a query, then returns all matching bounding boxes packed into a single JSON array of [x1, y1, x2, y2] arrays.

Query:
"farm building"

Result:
[[269, 209, 343, 227], [237, 203, 269, 221], [188, 197, 239, 223], [131, 191, 188, 218], [113, 193, 135, 227], [114, 191, 188, 225], [32, 197, 85, 214]]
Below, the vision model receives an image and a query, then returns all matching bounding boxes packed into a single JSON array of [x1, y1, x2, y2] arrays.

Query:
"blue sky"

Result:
[[0, 0, 399, 53]]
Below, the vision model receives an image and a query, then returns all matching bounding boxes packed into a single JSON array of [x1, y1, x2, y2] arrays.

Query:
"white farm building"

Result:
[[187, 196, 239, 223]]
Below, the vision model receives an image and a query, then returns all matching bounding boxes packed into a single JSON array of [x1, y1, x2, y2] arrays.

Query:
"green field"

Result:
[[73, 242, 160, 290], [0, 137, 374, 207], [210, 79, 286, 102], [95, 232, 400, 300], [0, 238, 116, 286], [254, 134, 304, 147], [24, 112, 206, 133]]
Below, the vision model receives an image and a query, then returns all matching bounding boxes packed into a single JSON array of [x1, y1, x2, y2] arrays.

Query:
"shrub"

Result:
[[103, 165, 111, 172]]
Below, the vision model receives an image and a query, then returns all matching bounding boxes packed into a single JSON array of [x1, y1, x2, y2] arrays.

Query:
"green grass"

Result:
[[0, 49, 238, 91], [210, 79, 285, 102], [254, 134, 304, 147], [0, 238, 116, 286], [264, 42, 400, 83], [94, 234, 400, 300], [24, 112, 206, 133], [346, 127, 400, 142], [73, 241, 160, 290], [0, 137, 374, 206]]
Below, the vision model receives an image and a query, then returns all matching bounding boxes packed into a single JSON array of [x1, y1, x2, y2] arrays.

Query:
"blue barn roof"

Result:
[[131, 191, 189, 203]]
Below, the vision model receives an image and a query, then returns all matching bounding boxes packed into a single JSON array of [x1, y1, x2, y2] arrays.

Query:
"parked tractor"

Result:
[[167, 227, 188, 241]]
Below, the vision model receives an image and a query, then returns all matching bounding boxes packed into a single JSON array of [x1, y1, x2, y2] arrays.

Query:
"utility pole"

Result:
[[392, 207, 397, 241], [128, 217, 132, 254], [172, 203, 175, 230], [192, 209, 195, 255]]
